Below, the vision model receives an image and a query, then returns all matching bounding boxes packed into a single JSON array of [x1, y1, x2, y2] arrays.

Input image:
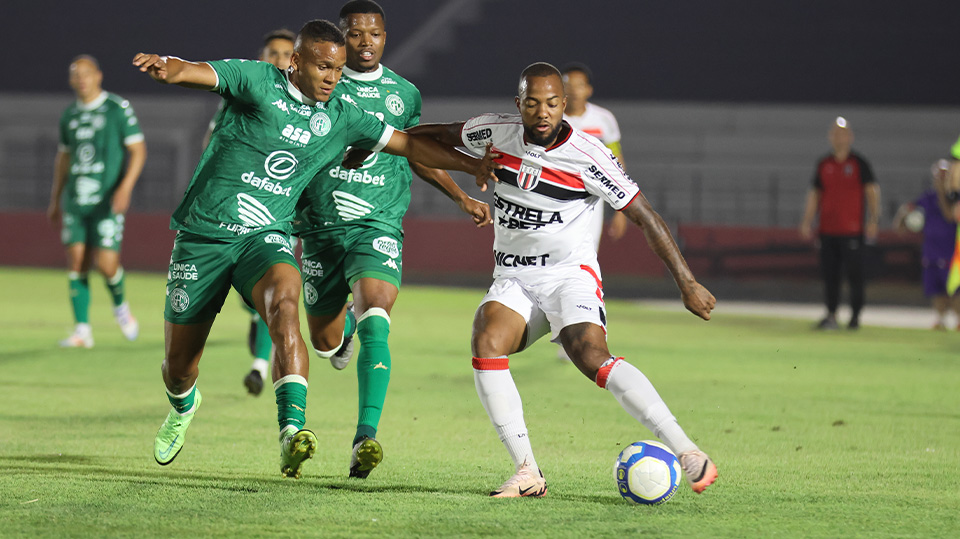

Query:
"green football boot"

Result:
[[280, 429, 317, 479], [154, 390, 202, 465]]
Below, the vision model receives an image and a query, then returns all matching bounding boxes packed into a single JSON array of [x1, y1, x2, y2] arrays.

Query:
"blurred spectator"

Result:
[[894, 160, 957, 329], [799, 117, 880, 330]]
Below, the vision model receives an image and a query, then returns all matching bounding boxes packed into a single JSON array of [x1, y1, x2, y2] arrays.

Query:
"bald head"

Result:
[[828, 116, 853, 158]]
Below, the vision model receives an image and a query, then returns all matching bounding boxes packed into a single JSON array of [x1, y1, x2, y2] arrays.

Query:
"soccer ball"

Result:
[[904, 208, 925, 233], [613, 440, 682, 505]]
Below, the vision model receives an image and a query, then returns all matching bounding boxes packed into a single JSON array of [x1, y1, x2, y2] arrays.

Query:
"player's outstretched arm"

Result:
[[409, 161, 492, 227], [381, 130, 501, 192], [406, 123, 502, 193], [132, 54, 217, 90], [621, 193, 716, 320]]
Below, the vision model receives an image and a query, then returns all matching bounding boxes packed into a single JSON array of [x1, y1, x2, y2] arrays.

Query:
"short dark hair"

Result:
[[560, 62, 593, 85], [339, 0, 386, 28], [263, 28, 296, 47], [70, 54, 100, 71], [295, 19, 346, 50], [518, 62, 562, 94]]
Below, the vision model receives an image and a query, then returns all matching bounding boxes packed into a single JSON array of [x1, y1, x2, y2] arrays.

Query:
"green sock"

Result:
[[252, 315, 271, 360], [105, 267, 125, 307], [355, 309, 391, 446], [275, 375, 308, 432], [344, 307, 357, 339], [68, 272, 90, 324], [166, 384, 197, 414]]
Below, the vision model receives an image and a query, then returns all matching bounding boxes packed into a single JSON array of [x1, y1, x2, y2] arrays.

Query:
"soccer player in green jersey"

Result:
[[295, 0, 492, 479], [48, 55, 147, 349], [133, 19, 498, 479]]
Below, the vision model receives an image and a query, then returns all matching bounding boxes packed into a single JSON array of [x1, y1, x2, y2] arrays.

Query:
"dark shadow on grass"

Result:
[[0, 457, 487, 496]]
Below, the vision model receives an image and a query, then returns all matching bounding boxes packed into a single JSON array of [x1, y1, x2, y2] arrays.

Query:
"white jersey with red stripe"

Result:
[[460, 113, 640, 283], [563, 102, 621, 147]]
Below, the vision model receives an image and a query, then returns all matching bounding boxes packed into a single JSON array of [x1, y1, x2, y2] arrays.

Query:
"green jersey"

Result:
[[171, 59, 393, 240], [58, 91, 144, 215], [295, 64, 422, 235]]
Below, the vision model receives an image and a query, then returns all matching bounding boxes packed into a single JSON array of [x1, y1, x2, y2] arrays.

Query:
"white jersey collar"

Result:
[[285, 72, 317, 106], [343, 64, 383, 82], [77, 91, 108, 111]]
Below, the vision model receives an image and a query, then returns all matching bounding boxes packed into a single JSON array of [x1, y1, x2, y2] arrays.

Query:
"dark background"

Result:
[[4, 0, 959, 104]]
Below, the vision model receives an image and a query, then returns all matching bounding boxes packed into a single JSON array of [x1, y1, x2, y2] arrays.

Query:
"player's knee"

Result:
[[471, 329, 508, 358], [309, 331, 340, 354]]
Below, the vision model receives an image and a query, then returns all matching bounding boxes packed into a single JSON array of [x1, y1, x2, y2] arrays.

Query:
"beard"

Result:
[[523, 122, 561, 147]]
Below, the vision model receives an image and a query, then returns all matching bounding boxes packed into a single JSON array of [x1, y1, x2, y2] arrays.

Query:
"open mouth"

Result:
[[359, 50, 375, 62]]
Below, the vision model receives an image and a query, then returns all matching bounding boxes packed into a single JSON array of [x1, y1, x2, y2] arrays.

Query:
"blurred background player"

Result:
[[799, 117, 880, 330], [561, 63, 628, 244], [48, 55, 146, 348], [201, 29, 296, 396], [560, 62, 628, 360], [894, 159, 958, 329], [295, 0, 491, 479]]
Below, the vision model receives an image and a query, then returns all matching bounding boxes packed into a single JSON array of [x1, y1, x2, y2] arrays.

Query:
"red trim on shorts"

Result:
[[595, 357, 623, 388], [472, 356, 510, 370], [580, 264, 604, 301]]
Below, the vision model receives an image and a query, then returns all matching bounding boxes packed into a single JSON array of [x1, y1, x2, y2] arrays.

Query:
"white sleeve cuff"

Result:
[[124, 133, 145, 146], [369, 125, 395, 153]]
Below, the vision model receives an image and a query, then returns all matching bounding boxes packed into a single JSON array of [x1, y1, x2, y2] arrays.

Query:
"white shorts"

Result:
[[479, 265, 606, 351]]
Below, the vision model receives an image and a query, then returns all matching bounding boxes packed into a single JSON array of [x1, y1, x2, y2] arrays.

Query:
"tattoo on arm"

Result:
[[621, 197, 695, 289]]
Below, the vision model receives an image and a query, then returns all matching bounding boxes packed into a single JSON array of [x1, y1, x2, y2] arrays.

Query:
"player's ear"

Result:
[[290, 52, 300, 72], [515, 96, 521, 112]]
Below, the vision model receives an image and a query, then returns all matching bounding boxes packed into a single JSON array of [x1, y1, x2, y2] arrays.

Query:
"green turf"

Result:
[[1, 267, 958, 537]]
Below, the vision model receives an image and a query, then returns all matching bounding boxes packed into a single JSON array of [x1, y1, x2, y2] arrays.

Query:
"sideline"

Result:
[[639, 300, 945, 330]]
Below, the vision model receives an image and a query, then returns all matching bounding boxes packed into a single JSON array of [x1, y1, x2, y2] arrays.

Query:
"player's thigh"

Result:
[[60, 212, 87, 254], [90, 208, 125, 252], [343, 227, 403, 304], [300, 229, 351, 317], [232, 232, 301, 320], [539, 266, 608, 343], [472, 278, 546, 357], [164, 233, 233, 325]]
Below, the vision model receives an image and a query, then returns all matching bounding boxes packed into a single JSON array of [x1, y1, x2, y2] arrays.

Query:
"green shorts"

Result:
[[164, 230, 299, 325], [61, 205, 124, 251], [299, 224, 403, 316]]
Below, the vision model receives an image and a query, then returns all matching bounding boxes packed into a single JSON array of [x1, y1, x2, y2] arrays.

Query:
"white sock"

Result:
[[603, 358, 698, 455], [75, 322, 92, 336], [250, 357, 269, 378], [473, 359, 538, 472]]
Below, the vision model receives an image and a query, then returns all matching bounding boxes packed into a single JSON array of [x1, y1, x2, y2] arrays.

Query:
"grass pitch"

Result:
[[0, 267, 958, 537]]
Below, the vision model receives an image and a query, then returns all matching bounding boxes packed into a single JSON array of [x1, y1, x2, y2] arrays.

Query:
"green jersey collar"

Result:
[[76, 91, 108, 111], [285, 73, 318, 107], [343, 64, 383, 82]]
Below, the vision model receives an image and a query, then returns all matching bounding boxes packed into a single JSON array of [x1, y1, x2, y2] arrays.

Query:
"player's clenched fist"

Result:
[[681, 282, 716, 321]]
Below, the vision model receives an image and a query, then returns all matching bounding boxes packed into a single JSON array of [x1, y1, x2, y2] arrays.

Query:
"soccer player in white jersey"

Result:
[[410, 63, 718, 498]]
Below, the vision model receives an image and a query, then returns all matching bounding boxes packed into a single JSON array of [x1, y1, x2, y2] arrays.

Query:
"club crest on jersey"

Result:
[[517, 162, 542, 191], [385, 94, 404, 116], [310, 112, 331, 136]]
